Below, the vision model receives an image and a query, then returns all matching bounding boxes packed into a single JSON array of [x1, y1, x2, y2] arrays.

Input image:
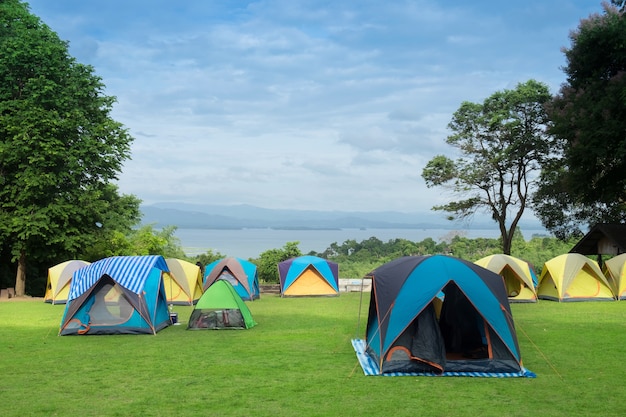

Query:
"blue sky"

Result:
[[25, 0, 603, 218]]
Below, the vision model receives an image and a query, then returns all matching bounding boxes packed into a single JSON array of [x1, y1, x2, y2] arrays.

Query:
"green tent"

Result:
[[187, 280, 256, 329]]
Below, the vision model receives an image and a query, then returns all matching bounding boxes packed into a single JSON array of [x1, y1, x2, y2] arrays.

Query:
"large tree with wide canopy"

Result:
[[534, 3, 626, 238], [0, 0, 137, 295], [422, 80, 554, 254]]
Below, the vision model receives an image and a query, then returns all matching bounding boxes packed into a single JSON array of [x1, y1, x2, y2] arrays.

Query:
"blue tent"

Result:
[[355, 255, 534, 377], [59, 256, 171, 335], [278, 255, 339, 297], [204, 257, 260, 301]]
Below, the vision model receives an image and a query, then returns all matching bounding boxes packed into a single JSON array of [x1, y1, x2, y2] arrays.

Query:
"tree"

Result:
[[422, 80, 554, 254], [74, 183, 142, 261], [256, 242, 302, 283], [534, 4, 626, 238], [193, 250, 224, 273], [0, 1, 134, 295], [612, 0, 625, 12], [126, 225, 186, 258]]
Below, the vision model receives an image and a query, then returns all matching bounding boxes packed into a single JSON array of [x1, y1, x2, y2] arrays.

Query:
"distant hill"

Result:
[[140, 202, 545, 231]]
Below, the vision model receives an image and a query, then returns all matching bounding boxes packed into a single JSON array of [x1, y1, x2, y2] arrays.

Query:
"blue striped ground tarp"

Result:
[[351, 339, 536, 378], [68, 255, 169, 301]]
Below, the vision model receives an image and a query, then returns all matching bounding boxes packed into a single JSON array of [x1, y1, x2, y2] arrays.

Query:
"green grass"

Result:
[[2, 294, 626, 417]]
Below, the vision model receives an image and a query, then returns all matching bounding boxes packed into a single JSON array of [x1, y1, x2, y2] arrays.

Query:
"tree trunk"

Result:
[[15, 250, 27, 297], [500, 224, 513, 255], [502, 234, 513, 255]]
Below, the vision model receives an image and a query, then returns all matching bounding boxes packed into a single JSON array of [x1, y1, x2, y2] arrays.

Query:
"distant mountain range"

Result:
[[140, 202, 545, 231]]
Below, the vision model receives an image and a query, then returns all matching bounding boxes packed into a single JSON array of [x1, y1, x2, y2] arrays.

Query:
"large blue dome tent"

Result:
[[353, 255, 534, 377]]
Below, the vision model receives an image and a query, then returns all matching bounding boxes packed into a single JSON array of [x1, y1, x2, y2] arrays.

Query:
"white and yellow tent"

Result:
[[602, 253, 626, 300], [537, 253, 615, 301], [163, 258, 204, 305], [44, 260, 90, 304], [475, 254, 537, 303]]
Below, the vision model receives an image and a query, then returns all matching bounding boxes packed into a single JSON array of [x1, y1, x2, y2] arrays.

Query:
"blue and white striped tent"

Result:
[[60, 256, 172, 335], [356, 255, 534, 378]]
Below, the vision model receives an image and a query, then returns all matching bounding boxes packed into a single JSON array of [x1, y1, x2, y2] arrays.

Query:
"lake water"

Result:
[[174, 227, 550, 259]]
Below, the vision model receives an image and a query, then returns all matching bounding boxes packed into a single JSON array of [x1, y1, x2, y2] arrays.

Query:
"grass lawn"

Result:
[[1, 293, 626, 417]]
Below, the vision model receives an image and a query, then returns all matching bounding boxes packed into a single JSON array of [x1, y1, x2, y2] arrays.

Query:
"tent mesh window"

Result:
[[88, 282, 134, 325], [188, 309, 245, 329], [218, 270, 238, 287]]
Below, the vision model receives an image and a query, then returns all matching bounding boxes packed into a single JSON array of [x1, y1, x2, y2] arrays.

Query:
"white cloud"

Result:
[[27, 0, 603, 217]]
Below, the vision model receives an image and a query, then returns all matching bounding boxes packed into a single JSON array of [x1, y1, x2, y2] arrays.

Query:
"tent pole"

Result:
[[354, 276, 367, 339]]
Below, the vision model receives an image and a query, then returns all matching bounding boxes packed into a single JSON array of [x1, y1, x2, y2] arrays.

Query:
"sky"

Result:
[[24, 0, 604, 217]]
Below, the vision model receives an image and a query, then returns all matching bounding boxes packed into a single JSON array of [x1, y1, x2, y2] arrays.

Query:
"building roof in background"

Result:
[[569, 224, 626, 255]]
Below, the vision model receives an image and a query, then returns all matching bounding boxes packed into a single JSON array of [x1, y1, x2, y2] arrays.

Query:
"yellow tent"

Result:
[[163, 258, 204, 305], [44, 260, 90, 304], [537, 253, 615, 301], [474, 254, 537, 303], [602, 253, 626, 300]]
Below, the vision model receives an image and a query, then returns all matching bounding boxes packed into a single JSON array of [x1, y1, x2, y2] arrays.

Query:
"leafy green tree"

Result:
[[386, 238, 421, 257], [193, 250, 224, 276], [76, 184, 141, 261], [416, 237, 439, 254], [339, 260, 381, 279], [534, 4, 626, 238], [256, 241, 302, 283], [0, 1, 134, 295], [422, 80, 554, 254], [127, 225, 185, 258], [309, 231, 574, 279], [511, 234, 577, 276]]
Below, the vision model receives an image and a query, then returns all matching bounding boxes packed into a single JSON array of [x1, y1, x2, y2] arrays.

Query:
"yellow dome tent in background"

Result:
[[602, 253, 626, 300], [474, 254, 537, 303], [537, 253, 615, 301], [164, 258, 204, 305], [44, 260, 90, 304]]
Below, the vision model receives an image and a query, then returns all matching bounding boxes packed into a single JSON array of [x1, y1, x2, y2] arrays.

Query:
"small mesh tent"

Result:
[[354, 255, 533, 377], [474, 254, 537, 303], [44, 260, 90, 304], [603, 253, 626, 300], [164, 258, 204, 305], [204, 257, 260, 301], [59, 256, 171, 335], [278, 255, 339, 297], [537, 253, 615, 302], [187, 280, 256, 330]]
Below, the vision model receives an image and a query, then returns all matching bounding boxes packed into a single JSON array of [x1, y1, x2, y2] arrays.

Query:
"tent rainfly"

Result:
[[278, 255, 339, 297], [537, 253, 615, 301], [474, 254, 537, 303], [44, 260, 90, 304], [59, 255, 172, 335], [353, 255, 534, 377], [203, 257, 260, 301], [164, 258, 204, 305], [603, 253, 626, 300], [187, 280, 256, 330]]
